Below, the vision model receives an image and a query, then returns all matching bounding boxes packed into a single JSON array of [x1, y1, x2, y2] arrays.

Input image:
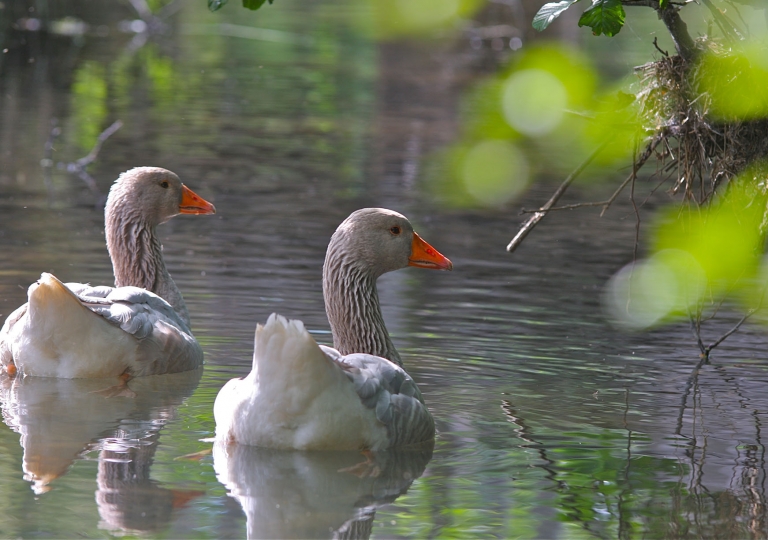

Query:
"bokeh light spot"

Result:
[[502, 69, 567, 136], [394, 0, 460, 30], [461, 140, 530, 206], [604, 250, 706, 330]]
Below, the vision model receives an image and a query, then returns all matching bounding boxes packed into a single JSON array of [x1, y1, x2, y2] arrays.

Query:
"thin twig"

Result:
[[629, 140, 641, 262], [517, 136, 660, 218], [703, 278, 768, 356], [603, 134, 662, 216], [689, 310, 707, 356], [700, 0, 743, 42], [519, 200, 609, 214], [506, 142, 607, 253], [653, 37, 669, 57]]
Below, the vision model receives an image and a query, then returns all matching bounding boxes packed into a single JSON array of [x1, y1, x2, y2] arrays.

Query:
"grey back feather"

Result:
[[70, 282, 201, 375], [67, 283, 194, 340]]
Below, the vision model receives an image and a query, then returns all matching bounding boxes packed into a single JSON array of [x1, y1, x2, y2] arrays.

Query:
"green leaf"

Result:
[[207, 0, 228, 11], [532, 0, 581, 32], [578, 0, 626, 37], [242, 0, 272, 9], [658, 0, 669, 7]]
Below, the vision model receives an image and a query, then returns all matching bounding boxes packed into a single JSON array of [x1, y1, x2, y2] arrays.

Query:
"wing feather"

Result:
[[330, 352, 434, 447]]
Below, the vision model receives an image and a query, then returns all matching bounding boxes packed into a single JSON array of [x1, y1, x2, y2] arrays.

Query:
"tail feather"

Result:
[[29, 273, 90, 314], [252, 314, 338, 390]]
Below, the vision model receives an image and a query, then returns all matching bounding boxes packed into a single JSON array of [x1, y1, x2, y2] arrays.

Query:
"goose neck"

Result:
[[105, 210, 190, 326], [323, 256, 402, 367]]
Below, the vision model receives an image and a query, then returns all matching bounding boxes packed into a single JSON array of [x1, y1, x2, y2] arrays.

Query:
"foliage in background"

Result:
[[534, 0, 626, 37], [204, 0, 768, 347], [208, 0, 274, 12]]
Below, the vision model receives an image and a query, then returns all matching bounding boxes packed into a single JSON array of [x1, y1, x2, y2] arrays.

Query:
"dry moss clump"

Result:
[[634, 39, 768, 204]]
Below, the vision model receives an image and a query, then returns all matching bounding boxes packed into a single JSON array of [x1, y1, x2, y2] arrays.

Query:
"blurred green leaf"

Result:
[[654, 178, 767, 294], [461, 79, 520, 141], [243, 0, 273, 10], [373, 0, 483, 38], [584, 86, 643, 165], [513, 44, 598, 109], [208, 0, 274, 11], [71, 61, 108, 152], [533, 0, 581, 32], [659, 0, 669, 7], [207, 0, 228, 11], [605, 166, 768, 330], [578, 0, 626, 37], [696, 45, 768, 120]]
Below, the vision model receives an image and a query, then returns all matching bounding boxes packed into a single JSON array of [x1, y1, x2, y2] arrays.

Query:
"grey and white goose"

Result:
[[214, 208, 452, 450], [0, 167, 215, 379]]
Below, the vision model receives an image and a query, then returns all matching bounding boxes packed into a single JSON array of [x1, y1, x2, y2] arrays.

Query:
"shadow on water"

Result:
[[2, 0, 768, 538]]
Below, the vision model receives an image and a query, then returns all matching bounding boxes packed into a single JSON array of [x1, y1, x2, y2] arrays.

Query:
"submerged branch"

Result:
[[72, 120, 123, 171], [41, 120, 123, 207], [703, 309, 757, 356]]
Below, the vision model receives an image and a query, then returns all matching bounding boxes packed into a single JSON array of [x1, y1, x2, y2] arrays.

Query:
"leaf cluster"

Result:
[[533, 0, 629, 37], [208, 0, 274, 12]]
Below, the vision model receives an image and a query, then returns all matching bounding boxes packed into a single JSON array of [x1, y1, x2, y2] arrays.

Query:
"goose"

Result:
[[0, 167, 215, 379], [214, 208, 452, 451]]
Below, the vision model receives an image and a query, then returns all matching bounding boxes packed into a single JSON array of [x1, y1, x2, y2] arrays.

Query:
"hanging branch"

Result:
[[510, 135, 661, 252], [506, 142, 607, 253]]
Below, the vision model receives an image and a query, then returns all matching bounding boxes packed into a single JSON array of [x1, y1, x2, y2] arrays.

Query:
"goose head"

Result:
[[104, 167, 215, 325], [323, 208, 451, 364], [105, 167, 216, 227], [326, 208, 452, 279]]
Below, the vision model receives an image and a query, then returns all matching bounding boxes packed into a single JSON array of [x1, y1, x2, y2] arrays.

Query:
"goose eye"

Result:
[[160, 181, 169, 189], [390, 226, 401, 235]]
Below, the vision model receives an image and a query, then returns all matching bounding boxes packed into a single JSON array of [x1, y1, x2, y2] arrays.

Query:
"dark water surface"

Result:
[[1, 1, 768, 538]]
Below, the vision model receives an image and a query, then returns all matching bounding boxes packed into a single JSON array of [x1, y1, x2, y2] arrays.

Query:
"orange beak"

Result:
[[408, 232, 453, 270], [179, 184, 216, 215]]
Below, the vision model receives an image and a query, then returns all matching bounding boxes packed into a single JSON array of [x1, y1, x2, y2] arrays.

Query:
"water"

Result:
[[2, 1, 768, 538]]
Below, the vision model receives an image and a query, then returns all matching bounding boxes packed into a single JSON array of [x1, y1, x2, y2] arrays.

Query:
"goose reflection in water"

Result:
[[96, 431, 204, 533], [213, 441, 433, 539], [0, 369, 202, 532]]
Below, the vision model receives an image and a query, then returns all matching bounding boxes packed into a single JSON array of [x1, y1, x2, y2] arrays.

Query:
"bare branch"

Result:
[[601, 134, 663, 216], [657, 4, 699, 63], [517, 136, 662, 219], [700, 0, 743, 42], [629, 140, 641, 262], [506, 142, 607, 253]]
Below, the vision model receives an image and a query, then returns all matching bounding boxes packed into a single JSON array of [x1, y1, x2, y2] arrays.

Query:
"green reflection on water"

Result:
[[70, 61, 108, 152]]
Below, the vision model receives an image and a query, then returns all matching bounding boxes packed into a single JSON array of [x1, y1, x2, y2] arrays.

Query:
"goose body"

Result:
[[0, 167, 215, 379], [215, 208, 451, 450]]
